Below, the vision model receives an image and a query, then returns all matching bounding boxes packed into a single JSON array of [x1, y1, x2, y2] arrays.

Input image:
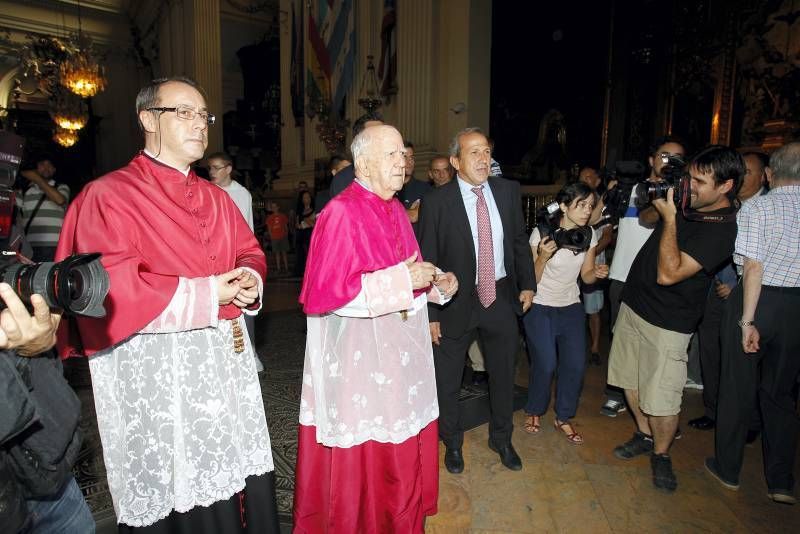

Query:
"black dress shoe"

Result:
[[688, 416, 715, 430], [488, 440, 522, 471], [471, 371, 488, 386], [444, 447, 464, 474]]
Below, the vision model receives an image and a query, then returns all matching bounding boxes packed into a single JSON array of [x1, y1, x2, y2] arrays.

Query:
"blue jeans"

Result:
[[523, 302, 587, 420], [23, 476, 95, 534]]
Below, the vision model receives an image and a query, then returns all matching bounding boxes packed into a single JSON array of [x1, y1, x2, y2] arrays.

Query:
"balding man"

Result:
[[55, 76, 279, 532], [294, 125, 458, 531], [428, 155, 454, 188], [419, 127, 535, 474]]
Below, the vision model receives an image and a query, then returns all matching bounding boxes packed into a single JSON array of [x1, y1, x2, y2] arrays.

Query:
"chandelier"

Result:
[[358, 55, 383, 113], [50, 90, 88, 130], [53, 127, 79, 147], [59, 37, 106, 98]]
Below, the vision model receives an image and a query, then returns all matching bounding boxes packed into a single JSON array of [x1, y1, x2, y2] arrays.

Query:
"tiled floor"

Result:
[[426, 377, 800, 533], [266, 279, 800, 533]]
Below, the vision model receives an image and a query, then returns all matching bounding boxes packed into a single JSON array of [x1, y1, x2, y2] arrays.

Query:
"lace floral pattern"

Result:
[[89, 317, 274, 527], [300, 262, 440, 448]]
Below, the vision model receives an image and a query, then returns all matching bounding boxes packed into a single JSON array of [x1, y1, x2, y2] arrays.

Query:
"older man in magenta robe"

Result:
[[293, 125, 458, 533]]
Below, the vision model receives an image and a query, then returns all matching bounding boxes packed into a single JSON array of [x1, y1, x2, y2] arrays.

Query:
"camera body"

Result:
[[633, 153, 688, 209], [536, 201, 593, 255]]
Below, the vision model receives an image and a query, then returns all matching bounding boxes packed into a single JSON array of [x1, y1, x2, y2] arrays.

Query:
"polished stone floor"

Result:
[[264, 278, 800, 533], [75, 274, 799, 533]]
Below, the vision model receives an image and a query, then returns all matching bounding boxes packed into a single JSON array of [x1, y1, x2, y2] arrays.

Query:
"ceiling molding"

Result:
[[0, 1, 132, 46]]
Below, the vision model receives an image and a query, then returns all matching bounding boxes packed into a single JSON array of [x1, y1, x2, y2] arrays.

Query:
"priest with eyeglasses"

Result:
[[56, 76, 279, 533]]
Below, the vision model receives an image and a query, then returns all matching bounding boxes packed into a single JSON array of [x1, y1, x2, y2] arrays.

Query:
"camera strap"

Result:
[[678, 178, 738, 223], [681, 208, 738, 223], [23, 194, 47, 236]]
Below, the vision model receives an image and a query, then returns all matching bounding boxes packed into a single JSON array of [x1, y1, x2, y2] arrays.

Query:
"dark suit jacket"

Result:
[[418, 176, 536, 337], [329, 165, 355, 198]]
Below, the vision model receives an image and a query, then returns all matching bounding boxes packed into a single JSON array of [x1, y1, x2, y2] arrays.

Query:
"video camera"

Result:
[[632, 153, 688, 209], [0, 130, 109, 317], [536, 201, 593, 255], [601, 153, 733, 224]]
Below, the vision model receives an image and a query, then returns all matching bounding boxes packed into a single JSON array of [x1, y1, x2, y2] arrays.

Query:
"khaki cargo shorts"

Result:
[[607, 303, 692, 416]]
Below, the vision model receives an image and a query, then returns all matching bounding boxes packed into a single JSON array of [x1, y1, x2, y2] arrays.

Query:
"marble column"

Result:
[[184, 0, 223, 153]]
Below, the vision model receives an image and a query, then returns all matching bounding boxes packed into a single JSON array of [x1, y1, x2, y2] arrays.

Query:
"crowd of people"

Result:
[[1, 75, 798, 534]]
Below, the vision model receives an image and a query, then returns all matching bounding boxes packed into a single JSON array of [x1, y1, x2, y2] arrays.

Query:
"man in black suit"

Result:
[[418, 127, 535, 473]]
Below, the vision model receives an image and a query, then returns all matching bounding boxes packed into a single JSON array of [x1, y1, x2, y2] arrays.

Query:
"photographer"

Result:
[[522, 182, 608, 444], [0, 284, 94, 533], [599, 136, 686, 417], [607, 145, 742, 493]]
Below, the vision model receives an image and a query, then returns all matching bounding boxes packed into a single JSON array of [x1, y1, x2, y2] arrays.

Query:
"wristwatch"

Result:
[[737, 319, 755, 328]]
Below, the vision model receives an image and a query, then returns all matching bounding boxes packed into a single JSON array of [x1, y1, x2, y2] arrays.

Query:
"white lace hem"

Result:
[[117, 465, 274, 527]]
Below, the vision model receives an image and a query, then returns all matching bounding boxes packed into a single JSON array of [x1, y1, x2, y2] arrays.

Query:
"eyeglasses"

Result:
[[147, 104, 216, 125], [208, 164, 229, 171]]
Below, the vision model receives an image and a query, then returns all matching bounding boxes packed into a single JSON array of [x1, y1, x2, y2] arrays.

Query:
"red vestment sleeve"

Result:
[[55, 181, 179, 357]]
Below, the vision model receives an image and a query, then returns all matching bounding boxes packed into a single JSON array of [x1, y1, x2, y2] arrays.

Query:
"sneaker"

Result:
[[767, 490, 797, 505], [600, 398, 627, 418], [684, 378, 704, 390], [613, 431, 654, 460], [651, 453, 677, 493], [704, 457, 739, 491]]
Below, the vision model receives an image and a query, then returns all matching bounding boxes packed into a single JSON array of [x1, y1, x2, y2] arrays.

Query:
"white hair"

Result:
[[350, 127, 375, 161]]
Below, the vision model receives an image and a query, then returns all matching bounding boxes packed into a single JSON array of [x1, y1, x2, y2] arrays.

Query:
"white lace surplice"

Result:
[[300, 262, 446, 448], [89, 275, 274, 527]]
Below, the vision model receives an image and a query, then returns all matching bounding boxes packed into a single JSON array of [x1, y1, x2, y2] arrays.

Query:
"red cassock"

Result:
[[293, 182, 439, 533], [55, 153, 266, 357]]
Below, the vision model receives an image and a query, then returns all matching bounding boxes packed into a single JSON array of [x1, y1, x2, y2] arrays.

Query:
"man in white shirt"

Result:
[[208, 152, 264, 374], [600, 136, 686, 417]]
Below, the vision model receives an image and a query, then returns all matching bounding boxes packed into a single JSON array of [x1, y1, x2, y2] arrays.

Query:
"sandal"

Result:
[[524, 414, 542, 434], [554, 419, 584, 445]]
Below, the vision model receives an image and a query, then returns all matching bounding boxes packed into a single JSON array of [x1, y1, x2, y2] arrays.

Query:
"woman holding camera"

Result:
[[523, 182, 609, 444]]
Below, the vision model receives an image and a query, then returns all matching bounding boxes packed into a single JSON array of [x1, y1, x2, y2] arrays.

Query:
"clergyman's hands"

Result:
[[404, 252, 436, 290], [429, 321, 442, 346], [0, 284, 61, 356], [519, 290, 535, 313], [216, 269, 244, 305], [232, 269, 260, 308], [433, 271, 458, 298]]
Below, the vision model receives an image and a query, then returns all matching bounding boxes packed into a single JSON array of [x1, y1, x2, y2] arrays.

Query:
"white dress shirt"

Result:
[[456, 176, 506, 283]]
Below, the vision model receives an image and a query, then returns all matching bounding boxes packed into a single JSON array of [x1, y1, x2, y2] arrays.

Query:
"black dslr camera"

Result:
[[633, 153, 688, 209], [0, 131, 109, 317], [536, 201, 593, 255]]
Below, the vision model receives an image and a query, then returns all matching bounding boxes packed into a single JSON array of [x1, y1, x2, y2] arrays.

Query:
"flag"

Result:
[[378, 0, 397, 99], [306, 0, 356, 118]]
